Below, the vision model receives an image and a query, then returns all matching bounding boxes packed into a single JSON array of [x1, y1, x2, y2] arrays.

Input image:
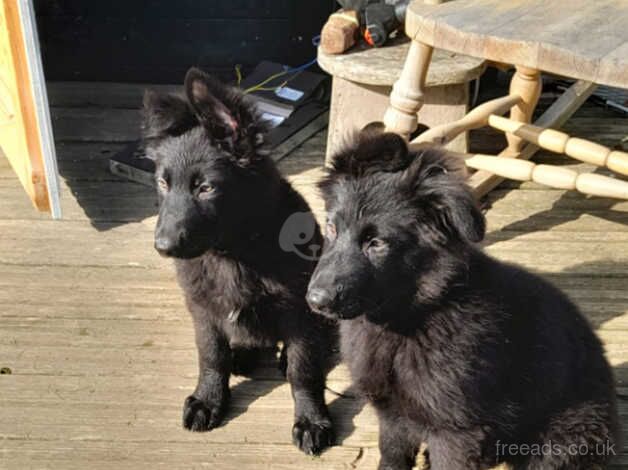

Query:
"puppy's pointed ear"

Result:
[[404, 149, 485, 244], [141, 90, 196, 141], [358, 121, 386, 141], [185, 68, 242, 139], [184, 67, 263, 159]]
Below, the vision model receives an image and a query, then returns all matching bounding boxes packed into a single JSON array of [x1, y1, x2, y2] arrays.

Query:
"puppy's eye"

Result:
[[326, 222, 337, 241], [426, 165, 448, 177], [157, 177, 168, 192], [197, 184, 215, 200], [362, 237, 386, 256], [192, 177, 214, 195]]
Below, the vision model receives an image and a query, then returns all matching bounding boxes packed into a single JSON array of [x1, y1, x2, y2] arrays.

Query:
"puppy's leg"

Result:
[[522, 401, 618, 470], [285, 335, 334, 455], [183, 322, 231, 432], [377, 415, 419, 470], [427, 432, 482, 470]]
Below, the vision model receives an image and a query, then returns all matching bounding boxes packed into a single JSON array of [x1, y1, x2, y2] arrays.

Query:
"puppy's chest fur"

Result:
[[341, 312, 491, 428], [175, 252, 301, 347]]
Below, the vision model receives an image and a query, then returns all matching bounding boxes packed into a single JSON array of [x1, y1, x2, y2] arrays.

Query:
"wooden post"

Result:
[[384, 40, 433, 139], [505, 66, 542, 155]]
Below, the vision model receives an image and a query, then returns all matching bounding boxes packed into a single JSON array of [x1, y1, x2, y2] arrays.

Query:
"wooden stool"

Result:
[[318, 36, 485, 163], [384, 0, 628, 199]]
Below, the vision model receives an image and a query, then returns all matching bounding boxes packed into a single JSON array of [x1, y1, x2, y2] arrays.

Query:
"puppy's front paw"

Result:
[[182, 395, 227, 432], [292, 418, 334, 455]]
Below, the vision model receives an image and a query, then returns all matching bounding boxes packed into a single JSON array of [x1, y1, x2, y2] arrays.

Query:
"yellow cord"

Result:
[[236, 64, 305, 94], [251, 81, 289, 92], [243, 70, 289, 94], [235, 64, 243, 86]]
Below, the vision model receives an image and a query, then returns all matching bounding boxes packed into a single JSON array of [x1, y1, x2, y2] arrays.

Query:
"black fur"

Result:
[[142, 68, 337, 455], [307, 130, 620, 469]]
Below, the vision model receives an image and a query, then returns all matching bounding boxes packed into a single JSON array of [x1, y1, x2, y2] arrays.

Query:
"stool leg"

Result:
[[505, 66, 542, 155], [384, 40, 433, 140], [421, 84, 470, 153]]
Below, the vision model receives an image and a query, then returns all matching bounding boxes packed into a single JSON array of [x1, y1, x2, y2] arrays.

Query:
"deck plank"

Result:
[[0, 83, 627, 468]]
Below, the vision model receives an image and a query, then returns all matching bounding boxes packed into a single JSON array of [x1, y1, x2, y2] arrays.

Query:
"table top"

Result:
[[317, 36, 485, 87], [406, 0, 628, 88]]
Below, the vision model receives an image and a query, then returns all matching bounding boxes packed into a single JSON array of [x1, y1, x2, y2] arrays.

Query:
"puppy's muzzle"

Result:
[[306, 288, 336, 312], [154, 229, 187, 257]]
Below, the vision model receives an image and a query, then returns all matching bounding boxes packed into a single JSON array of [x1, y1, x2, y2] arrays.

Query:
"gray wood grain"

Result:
[[318, 36, 485, 86], [406, 0, 628, 88], [1, 82, 628, 469]]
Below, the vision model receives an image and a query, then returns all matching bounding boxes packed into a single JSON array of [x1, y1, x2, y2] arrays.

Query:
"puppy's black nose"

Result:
[[154, 237, 176, 256], [306, 288, 335, 311], [154, 231, 185, 257]]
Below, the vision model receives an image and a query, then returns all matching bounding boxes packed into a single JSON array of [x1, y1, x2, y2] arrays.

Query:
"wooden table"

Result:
[[384, 0, 628, 199]]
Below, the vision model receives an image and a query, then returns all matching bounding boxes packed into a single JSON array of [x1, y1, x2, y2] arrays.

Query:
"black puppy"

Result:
[[141, 68, 337, 455], [306, 129, 619, 469]]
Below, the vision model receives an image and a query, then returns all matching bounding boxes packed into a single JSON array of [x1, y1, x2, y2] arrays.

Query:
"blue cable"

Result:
[[284, 58, 318, 74], [283, 35, 320, 74], [242, 35, 320, 93]]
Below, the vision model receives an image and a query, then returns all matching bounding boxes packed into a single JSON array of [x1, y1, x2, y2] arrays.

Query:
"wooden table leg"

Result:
[[464, 154, 628, 199], [384, 40, 433, 140], [505, 65, 542, 155], [467, 80, 596, 197]]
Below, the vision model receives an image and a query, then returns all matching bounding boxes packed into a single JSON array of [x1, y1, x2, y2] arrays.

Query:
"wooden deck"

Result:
[[1, 82, 628, 469]]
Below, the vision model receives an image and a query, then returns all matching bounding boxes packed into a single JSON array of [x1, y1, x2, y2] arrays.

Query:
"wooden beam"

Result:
[[488, 114, 628, 176], [409, 94, 521, 149], [465, 154, 628, 199], [468, 80, 597, 197]]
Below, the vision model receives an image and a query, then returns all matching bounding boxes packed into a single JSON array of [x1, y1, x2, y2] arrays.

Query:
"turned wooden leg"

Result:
[[464, 155, 628, 200], [505, 66, 542, 155], [467, 80, 596, 197], [384, 40, 433, 140]]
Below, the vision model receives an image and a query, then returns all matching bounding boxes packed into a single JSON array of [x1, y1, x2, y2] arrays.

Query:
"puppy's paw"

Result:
[[292, 418, 334, 455], [182, 395, 227, 432]]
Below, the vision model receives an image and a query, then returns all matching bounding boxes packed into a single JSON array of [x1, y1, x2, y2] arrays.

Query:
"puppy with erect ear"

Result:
[[307, 132, 618, 470], [142, 68, 266, 164], [141, 91, 197, 142], [140, 68, 338, 456]]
